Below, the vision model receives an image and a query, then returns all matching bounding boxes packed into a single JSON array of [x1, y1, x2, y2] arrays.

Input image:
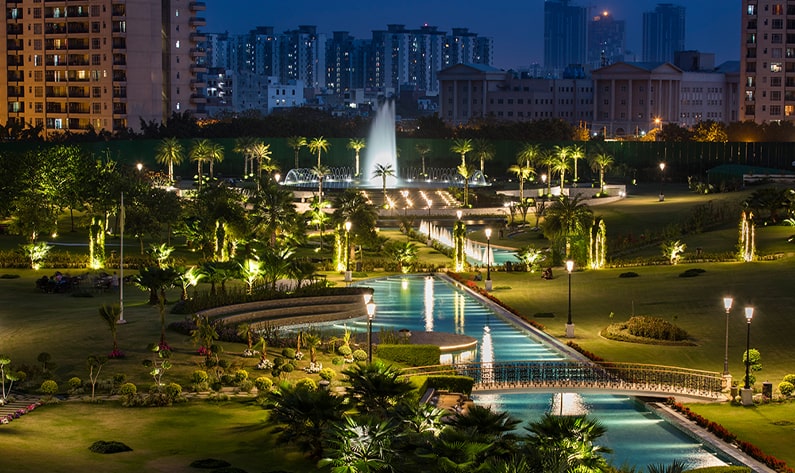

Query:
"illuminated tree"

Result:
[[373, 163, 395, 200], [589, 152, 614, 192], [551, 145, 571, 193], [415, 143, 431, 177], [738, 209, 756, 262], [347, 138, 366, 177], [473, 138, 495, 174], [155, 137, 185, 183], [450, 138, 473, 166], [588, 217, 607, 269], [308, 136, 330, 167], [287, 135, 307, 169]]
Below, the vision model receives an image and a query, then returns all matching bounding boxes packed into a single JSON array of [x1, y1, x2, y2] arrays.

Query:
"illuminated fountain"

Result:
[[362, 99, 399, 188]]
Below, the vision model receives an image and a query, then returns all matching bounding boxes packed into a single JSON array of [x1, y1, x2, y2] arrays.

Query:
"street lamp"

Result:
[[722, 297, 733, 381], [366, 300, 376, 363], [427, 202, 432, 219], [484, 228, 492, 291], [741, 306, 754, 405], [658, 162, 666, 201], [566, 260, 575, 338], [344, 221, 352, 282]]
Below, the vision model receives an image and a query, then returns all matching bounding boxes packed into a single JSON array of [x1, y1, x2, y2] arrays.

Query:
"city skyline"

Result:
[[204, 0, 740, 69]]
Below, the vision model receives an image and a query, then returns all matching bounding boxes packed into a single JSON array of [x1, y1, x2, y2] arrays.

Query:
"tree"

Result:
[[523, 413, 611, 473], [98, 304, 123, 357], [86, 355, 108, 401], [516, 142, 541, 169], [205, 141, 225, 179], [542, 195, 594, 262], [189, 138, 212, 189], [373, 163, 395, 200], [348, 138, 366, 177], [191, 314, 219, 358], [250, 141, 274, 183], [233, 136, 258, 177], [177, 266, 203, 301], [508, 159, 534, 203], [319, 416, 399, 472], [307, 196, 331, 251], [132, 265, 179, 305], [589, 153, 614, 192], [415, 143, 431, 177], [311, 164, 331, 199], [308, 136, 330, 167], [239, 258, 263, 294], [473, 138, 495, 174], [692, 120, 728, 142], [551, 145, 571, 193], [450, 138, 474, 166], [457, 162, 476, 208], [251, 177, 299, 247], [342, 361, 415, 418], [569, 144, 584, 184], [155, 137, 185, 183], [287, 135, 307, 169], [384, 241, 418, 273], [661, 240, 686, 265], [263, 382, 346, 459]]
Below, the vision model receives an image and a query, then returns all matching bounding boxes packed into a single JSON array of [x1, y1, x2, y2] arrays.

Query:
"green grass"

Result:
[[0, 399, 314, 473]]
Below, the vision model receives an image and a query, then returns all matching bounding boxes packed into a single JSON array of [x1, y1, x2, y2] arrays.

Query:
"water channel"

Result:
[[338, 275, 731, 469]]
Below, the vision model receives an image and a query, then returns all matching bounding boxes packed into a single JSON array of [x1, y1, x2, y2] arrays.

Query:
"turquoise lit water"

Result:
[[346, 275, 730, 470]]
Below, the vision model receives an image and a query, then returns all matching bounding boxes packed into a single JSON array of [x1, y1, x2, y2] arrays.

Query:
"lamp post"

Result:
[[741, 306, 754, 405], [366, 300, 376, 363], [344, 221, 352, 282], [658, 162, 666, 201], [541, 173, 548, 198], [565, 260, 575, 338], [401, 190, 409, 217], [722, 297, 733, 388], [485, 228, 492, 291]]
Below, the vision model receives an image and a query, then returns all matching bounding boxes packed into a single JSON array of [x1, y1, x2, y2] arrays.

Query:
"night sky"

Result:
[[203, 0, 740, 69]]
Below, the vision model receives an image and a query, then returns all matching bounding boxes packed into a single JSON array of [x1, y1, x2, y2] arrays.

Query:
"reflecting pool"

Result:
[[346, 275, 730, 469]]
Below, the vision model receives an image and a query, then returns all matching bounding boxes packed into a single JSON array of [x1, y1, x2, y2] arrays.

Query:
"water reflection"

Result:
[[423, 276, 434, 332]]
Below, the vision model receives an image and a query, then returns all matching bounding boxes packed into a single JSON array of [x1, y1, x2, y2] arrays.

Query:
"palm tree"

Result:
[[384, 241, 418, 273], [189, 138, 212, 189], [308, 136, 330, 167], [542, 194, 593, 260], [347, 138, 366, 177], [569, 144, 584, 184], [523, 413, 611, 473], [238, 258, 263, 294], [551, 145, 572, 194], [508, 159, 534, 203], [450, 138, 474, 166], [342, 361, 415, 418], [373, 163, 395, 200], [308, 195, 330, 250], [131, 265, 179, 306], [517, 142, 541, 169], [589, 152, 614, 192], [155, 137, 185, 183], [415, 143, 431, 177], [262, 382, 346, 460], [233, 136, 258, 177], [319, 416, 399, 472], [287, 136, 307, 169], [311, 164, 330, 198], [539, 149, 555, 197], [473, 138, 495, 174], [249, 141, 274, 183], [205, 141, 224, 179], [98, 304, 121, 355], [302, 333, 322, 363], [457, 162, 475, 208]]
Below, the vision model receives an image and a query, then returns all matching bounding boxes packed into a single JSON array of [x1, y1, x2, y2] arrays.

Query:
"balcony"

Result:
[[191, 78, 207, 88], [191, 94, 207, 104], [190, 47, 206, 58], [190, 1, 207, 11], [190, 16, 206, 27], [191, 63, 208, 73], [190, 32, 207, 42]]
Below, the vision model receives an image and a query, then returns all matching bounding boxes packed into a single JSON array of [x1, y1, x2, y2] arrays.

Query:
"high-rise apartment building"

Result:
[[544, 0, 588, 70], [642, 3, 686, 63], [587, 11, 626, 69], [1, 0, 207, 135], [740, 1, 795, 122]]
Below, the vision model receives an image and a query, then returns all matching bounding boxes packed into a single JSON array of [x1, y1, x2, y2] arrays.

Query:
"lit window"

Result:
[[771, 63, 783, 72]]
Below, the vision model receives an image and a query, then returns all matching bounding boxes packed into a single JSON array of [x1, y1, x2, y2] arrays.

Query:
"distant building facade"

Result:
[[642, 3, 686, 63], [544, 0, 588, 71], [1, 0, 207, 134], [587, 11, 626, 69]]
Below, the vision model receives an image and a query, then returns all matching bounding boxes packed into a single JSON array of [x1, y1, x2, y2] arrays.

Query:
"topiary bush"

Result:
[[253, 376, 273, 392], [295, 377, 317, 391], [67, 377, 82, 390], [625, 316, 689, 341], [779, 381, 794, 396], [332, 356, 344, 365], [40, 380, 59, 396], [318, 368, 336, 381], [233, 369, 248, 382], [352, 349, 367, 361], [337, 345, 352, 357], [164, 382, 183, 401], [679, 268, 706, 278], [192, 370, 209, 384], [281, 348, 296, 359], [783, 374, 795, 385]]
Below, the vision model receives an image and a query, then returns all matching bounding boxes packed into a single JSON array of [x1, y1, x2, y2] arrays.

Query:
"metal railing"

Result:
[[402, 360, 723, 399]]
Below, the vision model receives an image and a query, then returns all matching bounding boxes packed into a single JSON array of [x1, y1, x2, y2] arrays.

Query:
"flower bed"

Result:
[[0, 402, 42, 425]]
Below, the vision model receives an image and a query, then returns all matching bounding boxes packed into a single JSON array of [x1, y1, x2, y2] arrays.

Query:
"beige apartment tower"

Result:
[[1, 0, 206, 135], [740, 1, 795, 123]]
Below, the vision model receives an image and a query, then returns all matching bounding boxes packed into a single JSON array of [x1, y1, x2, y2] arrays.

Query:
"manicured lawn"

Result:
[[0, 399, 314, 473]]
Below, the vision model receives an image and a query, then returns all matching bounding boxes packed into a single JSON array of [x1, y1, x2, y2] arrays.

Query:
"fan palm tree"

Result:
[[517, 142, 541, 169], [457, 162, 475, 208], [542, 194, 593, 260], [539, 149, 555, 196], [508, 159, 534, 202], [347, 138, 366, 177], [523, 413, 611, 473], [415, 143, 431, 177], [252, 177, 298, 247], [287, 135, 307, 169], [551, 145, 572, 194], [189, 138, 212, 189], [308, 136, 330, 167], [205, 141, 225, 179], [589, 152, 614, 192], [342, 361, 415, 418], [319, 416, 399, 472], [473, 138, 495, 174], [155, 137, 185, 183], [569, 144, 584, 184], [450, 138, 474, 166], [248, 141, 273, 182], [373, 163, 395, 200], [311, 164, 330, 198], [233, 136, 258, 177]]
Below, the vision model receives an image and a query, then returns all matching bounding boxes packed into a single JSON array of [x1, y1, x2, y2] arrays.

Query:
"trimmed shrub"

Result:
[[192, 370, 209, 384], [352, 349, 367, 361], [318, 368, 336, 381], [783, 374, 795, 385], [618, 272, 639, 278], [237, 380, 254, 393], [337, 345, 352, 357], [295, 378, 317, 391], [88, 440, 132, 454], [679, 268, 706, 278], [40, 380, 59, 396], [118, 382, 137, 397], [272, 357, 285, 368], [625, 316, 689, 341], [779, 381, 794, 396], [164, 383, 183, 400], [281, 348, 296, 359], [233, 369, 249, 382], [253, 377, 273, 392], [416, 375, 475, 395], [67, 377, 82, 390], [331, 356, 344, 365], [377, 344, 441, 367], [281, 364, 294, 373]]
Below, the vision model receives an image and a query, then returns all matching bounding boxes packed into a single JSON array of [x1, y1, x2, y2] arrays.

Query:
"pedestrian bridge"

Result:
[[402, 361, 724, 401]]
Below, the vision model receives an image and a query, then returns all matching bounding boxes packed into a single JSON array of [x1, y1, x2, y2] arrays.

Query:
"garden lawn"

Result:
[[685, 402, 795, 468], [0, 399, 314, 473]]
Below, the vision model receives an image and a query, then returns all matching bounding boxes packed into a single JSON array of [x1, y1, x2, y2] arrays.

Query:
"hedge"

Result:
[[376, 344, 441, 367], [413, 375, 475, 396]]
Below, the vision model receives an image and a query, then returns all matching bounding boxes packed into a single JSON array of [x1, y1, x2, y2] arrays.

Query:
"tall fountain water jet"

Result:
[[363, 99, 398, 188]]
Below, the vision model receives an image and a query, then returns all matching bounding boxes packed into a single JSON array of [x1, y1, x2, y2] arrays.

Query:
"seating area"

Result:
[[34, 271, 119, 294]]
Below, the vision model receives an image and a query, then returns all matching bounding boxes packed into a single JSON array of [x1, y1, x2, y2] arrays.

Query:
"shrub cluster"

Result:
[[416, 375, 475, 396], [625, 316, 689, 341], [88, 440, 132, 454]]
